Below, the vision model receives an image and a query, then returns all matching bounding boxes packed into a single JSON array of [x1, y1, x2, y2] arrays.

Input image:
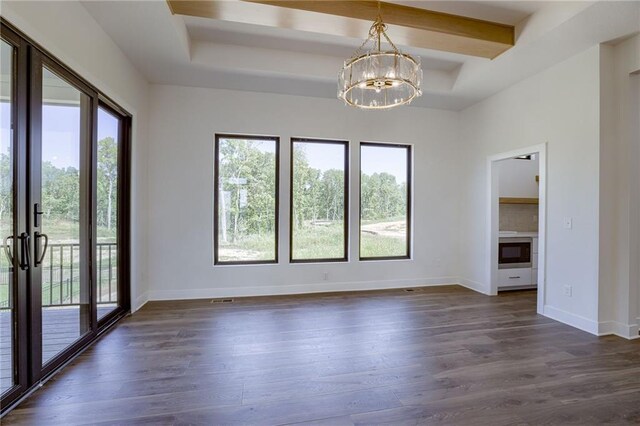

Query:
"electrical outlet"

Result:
[[323, 272, 329, 281], [533, 215, 538, 222], [563, 285, 572, 297]]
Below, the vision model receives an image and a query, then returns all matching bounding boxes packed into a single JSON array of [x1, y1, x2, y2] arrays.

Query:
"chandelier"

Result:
[[338, 3, 423, 109]]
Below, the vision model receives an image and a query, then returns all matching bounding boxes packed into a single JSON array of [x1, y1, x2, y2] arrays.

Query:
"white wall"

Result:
[[635, 73, 640, 333], [146, 85, 461, 299], [635, 74, 640, 332], [1, 1, 150, 310], [598, 34, 640, 338], [598, 44, 618, 333], [459, 46, 602, 333], [497, 157, 540, 198]]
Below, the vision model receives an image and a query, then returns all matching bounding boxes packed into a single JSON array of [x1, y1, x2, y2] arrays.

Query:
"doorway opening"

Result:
[[488, 144, 546, 314]]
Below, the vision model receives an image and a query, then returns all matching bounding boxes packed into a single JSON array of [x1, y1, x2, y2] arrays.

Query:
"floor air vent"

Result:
[[211, 298, 234, 303], [405, 288, 415, 292]]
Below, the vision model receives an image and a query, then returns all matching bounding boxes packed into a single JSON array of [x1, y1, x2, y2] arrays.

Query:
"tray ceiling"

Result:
[[81, 0, 640, 110]]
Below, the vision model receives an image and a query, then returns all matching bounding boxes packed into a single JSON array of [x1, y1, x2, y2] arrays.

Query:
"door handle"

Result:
[[4, 235, 14, 264], [19, 232, 30, 271], [35, 232, 49, 266], [34, 203, 44, 228]]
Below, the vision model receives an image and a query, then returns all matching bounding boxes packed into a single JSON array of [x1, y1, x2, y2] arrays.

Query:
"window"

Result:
[[290, 139, 348, 262], [0, 36, 14, 396], [40, 65, 89, 365], [214, 134, 279, 264], [359, 143, 411, 259], [96, 104, 127, 320]]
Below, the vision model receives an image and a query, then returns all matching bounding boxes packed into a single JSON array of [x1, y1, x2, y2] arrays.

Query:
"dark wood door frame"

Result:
[[95, 99, 132, 327], [0, 21, 30, 412], [0, 18, 132, 415]]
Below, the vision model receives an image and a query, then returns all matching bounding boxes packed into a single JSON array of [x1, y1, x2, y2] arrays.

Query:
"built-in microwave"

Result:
[[498, 237, 532, 269]]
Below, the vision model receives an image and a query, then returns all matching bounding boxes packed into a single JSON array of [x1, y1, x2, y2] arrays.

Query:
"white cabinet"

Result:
[[497, 233, 538, 290], [498, 268, 532, 288]]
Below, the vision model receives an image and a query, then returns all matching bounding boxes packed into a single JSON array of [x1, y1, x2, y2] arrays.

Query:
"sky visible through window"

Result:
[[42, 105, 80, 169], [296, 142, 407, 183], [0, 94, 119, 167], [360, 144, 407, 183], [298, 142, 343, 172], [36, 105, 119, 169]]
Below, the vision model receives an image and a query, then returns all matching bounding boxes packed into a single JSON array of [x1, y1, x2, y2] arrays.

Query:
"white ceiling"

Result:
[[81, 1, 640, 111]]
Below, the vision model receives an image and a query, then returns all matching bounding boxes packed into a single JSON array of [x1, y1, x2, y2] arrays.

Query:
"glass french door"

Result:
[[0, 37, 15, 397], [32, 55, 94, 370], [0, 36, 16, 398], [96, 106, 123, 321], [1, 20, 130, 413]]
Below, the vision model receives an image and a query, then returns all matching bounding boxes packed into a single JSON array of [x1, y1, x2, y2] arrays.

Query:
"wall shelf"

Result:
[[499, 197, 539, 205]]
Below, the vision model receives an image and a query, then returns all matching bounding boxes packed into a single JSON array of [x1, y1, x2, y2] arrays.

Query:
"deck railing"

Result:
[[0, 242, 117, 308]]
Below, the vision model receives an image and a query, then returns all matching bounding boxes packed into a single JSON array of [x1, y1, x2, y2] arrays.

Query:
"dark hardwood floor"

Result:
[[3, 286, 639, 425]]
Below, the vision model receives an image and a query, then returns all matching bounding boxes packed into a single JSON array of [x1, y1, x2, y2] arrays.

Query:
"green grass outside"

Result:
[[218, 232, 276, 262], [0, 286, 7, 309], [360, 217, 407, 258], [219, 219, 407, 262], [360, 233, 407, 258], [292, 223, 345, 260], [41, 218, 117, 242]]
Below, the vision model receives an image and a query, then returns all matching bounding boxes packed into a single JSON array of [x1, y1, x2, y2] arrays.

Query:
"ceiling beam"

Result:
[[167, 0, 515, 59]]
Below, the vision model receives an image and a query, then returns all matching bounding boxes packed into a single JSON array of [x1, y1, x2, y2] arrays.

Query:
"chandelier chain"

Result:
[[380, 25, 399, 52], [350, 17, 399, 61]]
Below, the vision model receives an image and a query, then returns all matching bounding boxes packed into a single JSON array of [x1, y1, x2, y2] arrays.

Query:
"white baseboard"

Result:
[[598, 320, 640, 340], [542, 305, 599, 336], [458, 278, 490, 295], [147, 277, 459, 301], [132, 291, 149, 312]]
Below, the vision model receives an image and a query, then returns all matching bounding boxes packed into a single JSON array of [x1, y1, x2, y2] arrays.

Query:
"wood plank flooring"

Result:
[[3, 286, 639, 425]]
